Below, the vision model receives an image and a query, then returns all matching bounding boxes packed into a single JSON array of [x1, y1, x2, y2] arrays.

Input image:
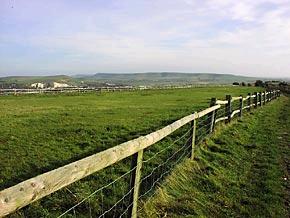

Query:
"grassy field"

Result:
[[142, 96, 289, 217], [0, 86, 262, 217]]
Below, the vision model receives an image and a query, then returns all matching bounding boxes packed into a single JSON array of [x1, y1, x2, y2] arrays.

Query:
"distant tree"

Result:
[[247, 83, 252, 86], [232, 82, 240, 86], [241, 82, 246, 86], [255, 80, 264, 87], [279, 81, 288, 87]]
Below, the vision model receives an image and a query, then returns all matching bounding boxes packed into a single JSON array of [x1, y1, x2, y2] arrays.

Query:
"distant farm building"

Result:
[[53, 82, 70, 88], [30, 83, 45, 89]]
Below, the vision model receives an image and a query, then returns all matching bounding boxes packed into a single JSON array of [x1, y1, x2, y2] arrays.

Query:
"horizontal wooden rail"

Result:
[[197, 105, 220, 118], [215, 116, 227, 123], [0, 89, 280, 217], [231, 109, 240, 118], [0, 105, 220, 216], [231, 96, 242, 102], [216, 100, 228, 105]]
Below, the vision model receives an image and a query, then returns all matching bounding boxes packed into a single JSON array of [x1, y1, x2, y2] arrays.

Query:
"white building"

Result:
[[53, 82, 70, 88], [30, 83, 45, 89]]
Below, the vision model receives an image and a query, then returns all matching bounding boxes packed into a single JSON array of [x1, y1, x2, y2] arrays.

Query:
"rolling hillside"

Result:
[[0, 75, 75, 88], [75, 72, 260, 85], [0, 72, 261, 88]]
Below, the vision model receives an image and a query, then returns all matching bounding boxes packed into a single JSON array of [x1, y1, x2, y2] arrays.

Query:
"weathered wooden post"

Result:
[[239, 95, 243, 117], [259, 92, 262, 106], [190, 112, 197, 160], [129, 150, 144, 218], [263, 91, 266, 105], [226, 95, 232, 123], [247, 93, 251, 112], [209, 98, 217, 133], [254, 92, 258, 108]]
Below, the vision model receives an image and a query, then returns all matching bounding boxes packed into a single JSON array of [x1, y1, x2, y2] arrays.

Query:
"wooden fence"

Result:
[[0, 84, 232, 96], [0, 89, 280, 217], [0, 87, 135, 95]]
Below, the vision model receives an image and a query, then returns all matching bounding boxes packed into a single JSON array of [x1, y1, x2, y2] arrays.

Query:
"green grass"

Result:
[[0, 86, 263, 217], [0, 87, 260, 189], [142, 96, 290, 217]]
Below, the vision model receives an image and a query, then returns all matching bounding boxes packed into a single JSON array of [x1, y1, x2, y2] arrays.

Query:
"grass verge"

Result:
[[141, 96, 290, 217]]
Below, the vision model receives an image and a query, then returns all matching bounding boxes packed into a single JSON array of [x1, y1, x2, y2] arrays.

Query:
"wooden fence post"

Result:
[[209, 98, 217, 133], [271, 91, 273, 101], [247, 93, 251, 112], [254, 92, 258, 108], [239, 95, 243, 117], [259, 92, 262, 106], [190, 113, 197, 160], [129, 150, 144, 218], [226, 95, 232, 123], [263, 91, 266, 105]]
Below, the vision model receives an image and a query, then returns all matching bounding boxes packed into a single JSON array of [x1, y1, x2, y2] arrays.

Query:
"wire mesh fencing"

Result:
[[47, 119, 215, 217], [0, 90, 280, 218], [46, 124, 196, 218]]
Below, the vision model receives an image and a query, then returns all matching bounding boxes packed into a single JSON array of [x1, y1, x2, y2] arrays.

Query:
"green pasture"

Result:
[[0, 86, 261, 217]]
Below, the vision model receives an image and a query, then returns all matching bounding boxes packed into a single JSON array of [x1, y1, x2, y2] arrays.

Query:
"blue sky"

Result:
[[0, 0, 290, 77]]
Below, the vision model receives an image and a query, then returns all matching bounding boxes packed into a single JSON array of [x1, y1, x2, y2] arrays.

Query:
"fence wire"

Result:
[[6, 92, 279, 218], [55, 124, 194, 218]]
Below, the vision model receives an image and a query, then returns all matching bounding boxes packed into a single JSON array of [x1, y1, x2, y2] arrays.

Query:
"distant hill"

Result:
[[0, 75, 76, 88], [0, 75, 72, 84], [75, 72, 260, 86], [0, 72, 263, 88]]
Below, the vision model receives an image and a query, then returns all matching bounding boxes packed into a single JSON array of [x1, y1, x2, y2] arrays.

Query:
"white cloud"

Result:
[[0, 0, 290, 77]]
